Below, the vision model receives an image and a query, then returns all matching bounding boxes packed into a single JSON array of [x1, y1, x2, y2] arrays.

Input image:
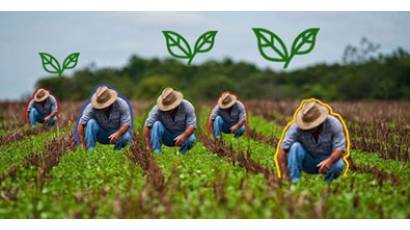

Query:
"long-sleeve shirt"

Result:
[[280, 115, 346, 156], [209, 101, 247, 125], [144, 99, 196, 133], [27, 95, 58, 117], [79, 97, 132, 131]]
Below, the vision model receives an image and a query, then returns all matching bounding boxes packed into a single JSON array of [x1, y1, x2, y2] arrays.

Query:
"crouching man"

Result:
[[77, 86, 132, 151], [26, 88, 58, 128], [144, 88, 196, 154], [277, 100, 346, 183], [208, 92, 247, 140]]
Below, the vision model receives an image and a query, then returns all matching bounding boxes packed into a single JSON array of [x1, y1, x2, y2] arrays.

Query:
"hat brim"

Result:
[[157, 91, 183, 111], [91, 89, 118, 109], [34, 91, 50, 102], [295, 104, 329, 130], [218, 95, 237, 109]]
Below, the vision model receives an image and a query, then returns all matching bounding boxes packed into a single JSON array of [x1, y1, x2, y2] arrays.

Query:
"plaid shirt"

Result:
[[210, 101, 247, 125], [27, 95, 58, 117], [79, 97, 132, 131], [145, 99, 196, 133], [281, 115, 346, 156]]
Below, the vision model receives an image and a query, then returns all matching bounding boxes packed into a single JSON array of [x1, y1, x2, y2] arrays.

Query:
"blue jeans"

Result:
[[85, 119, 131, 151], [29, 108, 56, 128], [213, 116, 245, 139], [287, 142, 344, 183], [150, 121, 195, 153]]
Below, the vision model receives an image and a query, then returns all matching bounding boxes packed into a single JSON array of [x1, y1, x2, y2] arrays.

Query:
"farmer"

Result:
[[77, 86, 132, 151], [26, 88, 58, 128], [208, 92, 247, 140], [277, 100, 345, 183], [144, 88, 196, 154]]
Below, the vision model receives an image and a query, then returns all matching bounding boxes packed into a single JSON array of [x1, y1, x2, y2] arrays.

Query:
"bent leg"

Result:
[[213, 116, 224, 139], [47, 116, 57, 128], [150, 121, 165, 153], [234, 125, 245, 138], [287, 142, 307, 183], [85, 119, 102, 151], [325, 158, 345, 183], [179, 134, 196, 153], [114, 131, 131, 150], [29, 108, 43, 128]]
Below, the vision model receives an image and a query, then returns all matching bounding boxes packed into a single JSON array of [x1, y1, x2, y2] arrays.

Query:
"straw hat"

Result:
[[34, 89, 50, 102], [157, 88, 184, 111], [91, 86, 118, 109], [296, 101, 329, 130], [218, 92, 237, 109]]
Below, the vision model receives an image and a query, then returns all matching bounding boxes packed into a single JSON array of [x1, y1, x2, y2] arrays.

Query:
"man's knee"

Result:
[[86, 119, 99, 132], [214, 116, 223, 124], [186, 134, 196, 144], [152, 121, 164, 131], [289, 142, 303, 153]]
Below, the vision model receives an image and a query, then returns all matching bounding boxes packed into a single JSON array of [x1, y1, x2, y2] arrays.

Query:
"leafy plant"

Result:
[[39, 52, 80, 76], [253, 28, 320, 68], [162, 31, 218, 65]]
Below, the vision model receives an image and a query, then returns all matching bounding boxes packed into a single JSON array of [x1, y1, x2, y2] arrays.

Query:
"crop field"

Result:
[[0, 100, 409, 218]]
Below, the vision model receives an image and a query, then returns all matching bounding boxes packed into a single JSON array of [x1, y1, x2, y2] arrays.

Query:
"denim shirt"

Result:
[[145, 99, 197, 133], [27, 95, 58, 117], [79, 97, 132, 131], [281, 115, 346, 156], [209, 101, 247, 125]]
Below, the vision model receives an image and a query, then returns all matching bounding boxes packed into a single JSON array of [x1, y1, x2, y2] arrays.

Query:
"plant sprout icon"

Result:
[[39, 52, 80, 76], [253, 28, 320, 68]]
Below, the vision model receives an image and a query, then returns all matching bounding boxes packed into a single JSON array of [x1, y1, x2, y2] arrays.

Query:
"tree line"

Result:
[[36, 47, 410, 101]]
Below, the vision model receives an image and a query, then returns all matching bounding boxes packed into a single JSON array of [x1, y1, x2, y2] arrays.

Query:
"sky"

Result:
[[0, 12, 409, 100]]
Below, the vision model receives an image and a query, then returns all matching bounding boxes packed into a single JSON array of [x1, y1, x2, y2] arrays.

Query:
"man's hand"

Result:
[[44, 115, 51, 123], [317, 158, 332, 174], [109, 131, 121, 144], [174, 133, 187, 146], [230, 124, 239, 134]]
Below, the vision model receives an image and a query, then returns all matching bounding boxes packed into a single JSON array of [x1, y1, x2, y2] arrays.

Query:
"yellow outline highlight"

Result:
[[273, 98, 351, 178]]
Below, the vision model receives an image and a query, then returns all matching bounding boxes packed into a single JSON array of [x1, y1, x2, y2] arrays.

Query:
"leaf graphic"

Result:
[[39, 52, 62, 75], [252, 28, 289, 62], [291, 28, 320, 55], [162, 31, 192, 60], [193, 31, 218, 54], [62, 52, 80, 70]]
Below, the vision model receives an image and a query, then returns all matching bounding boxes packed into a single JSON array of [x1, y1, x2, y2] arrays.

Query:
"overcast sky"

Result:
[[1, 12, 409, 100]]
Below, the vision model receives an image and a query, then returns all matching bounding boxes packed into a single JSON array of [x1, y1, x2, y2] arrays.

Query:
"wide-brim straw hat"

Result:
[[218, 92, 237, 109], [91, 86, 118, 109], [34, 89, 50, 102], [296, 101, 329, 130], [157, 88, 184, 111]]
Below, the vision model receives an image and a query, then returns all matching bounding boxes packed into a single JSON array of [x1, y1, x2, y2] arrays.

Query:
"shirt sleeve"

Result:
[[280, 123, 299, 151], [49, 95, 58, 113], [79, 103, 93, 125], [185, 101, 197, 129], [330, 117, 346, 153], [209, 105, 219, 121], [27, 99, 34, 112], [237, 101, 247, 121], [144, 105, 159, 128], [118, 98, 132, 126]]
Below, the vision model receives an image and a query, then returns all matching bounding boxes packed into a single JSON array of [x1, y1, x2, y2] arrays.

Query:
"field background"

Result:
[[0, 100, 409, 218], [1, 13, 409, 217]]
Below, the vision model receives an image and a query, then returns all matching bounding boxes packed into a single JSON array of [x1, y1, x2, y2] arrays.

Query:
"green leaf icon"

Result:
[[253, 28, 319, 68], [253, 28, 289, 62], [62, 52, 80, 70], [39, 52, 62, 76], [291, 28, 320, 55], [162, 30, 218, 65], [39, 52, 80, 77]]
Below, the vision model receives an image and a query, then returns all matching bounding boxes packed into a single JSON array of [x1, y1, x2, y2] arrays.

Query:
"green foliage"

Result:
[[36, 48, 410, 101]]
